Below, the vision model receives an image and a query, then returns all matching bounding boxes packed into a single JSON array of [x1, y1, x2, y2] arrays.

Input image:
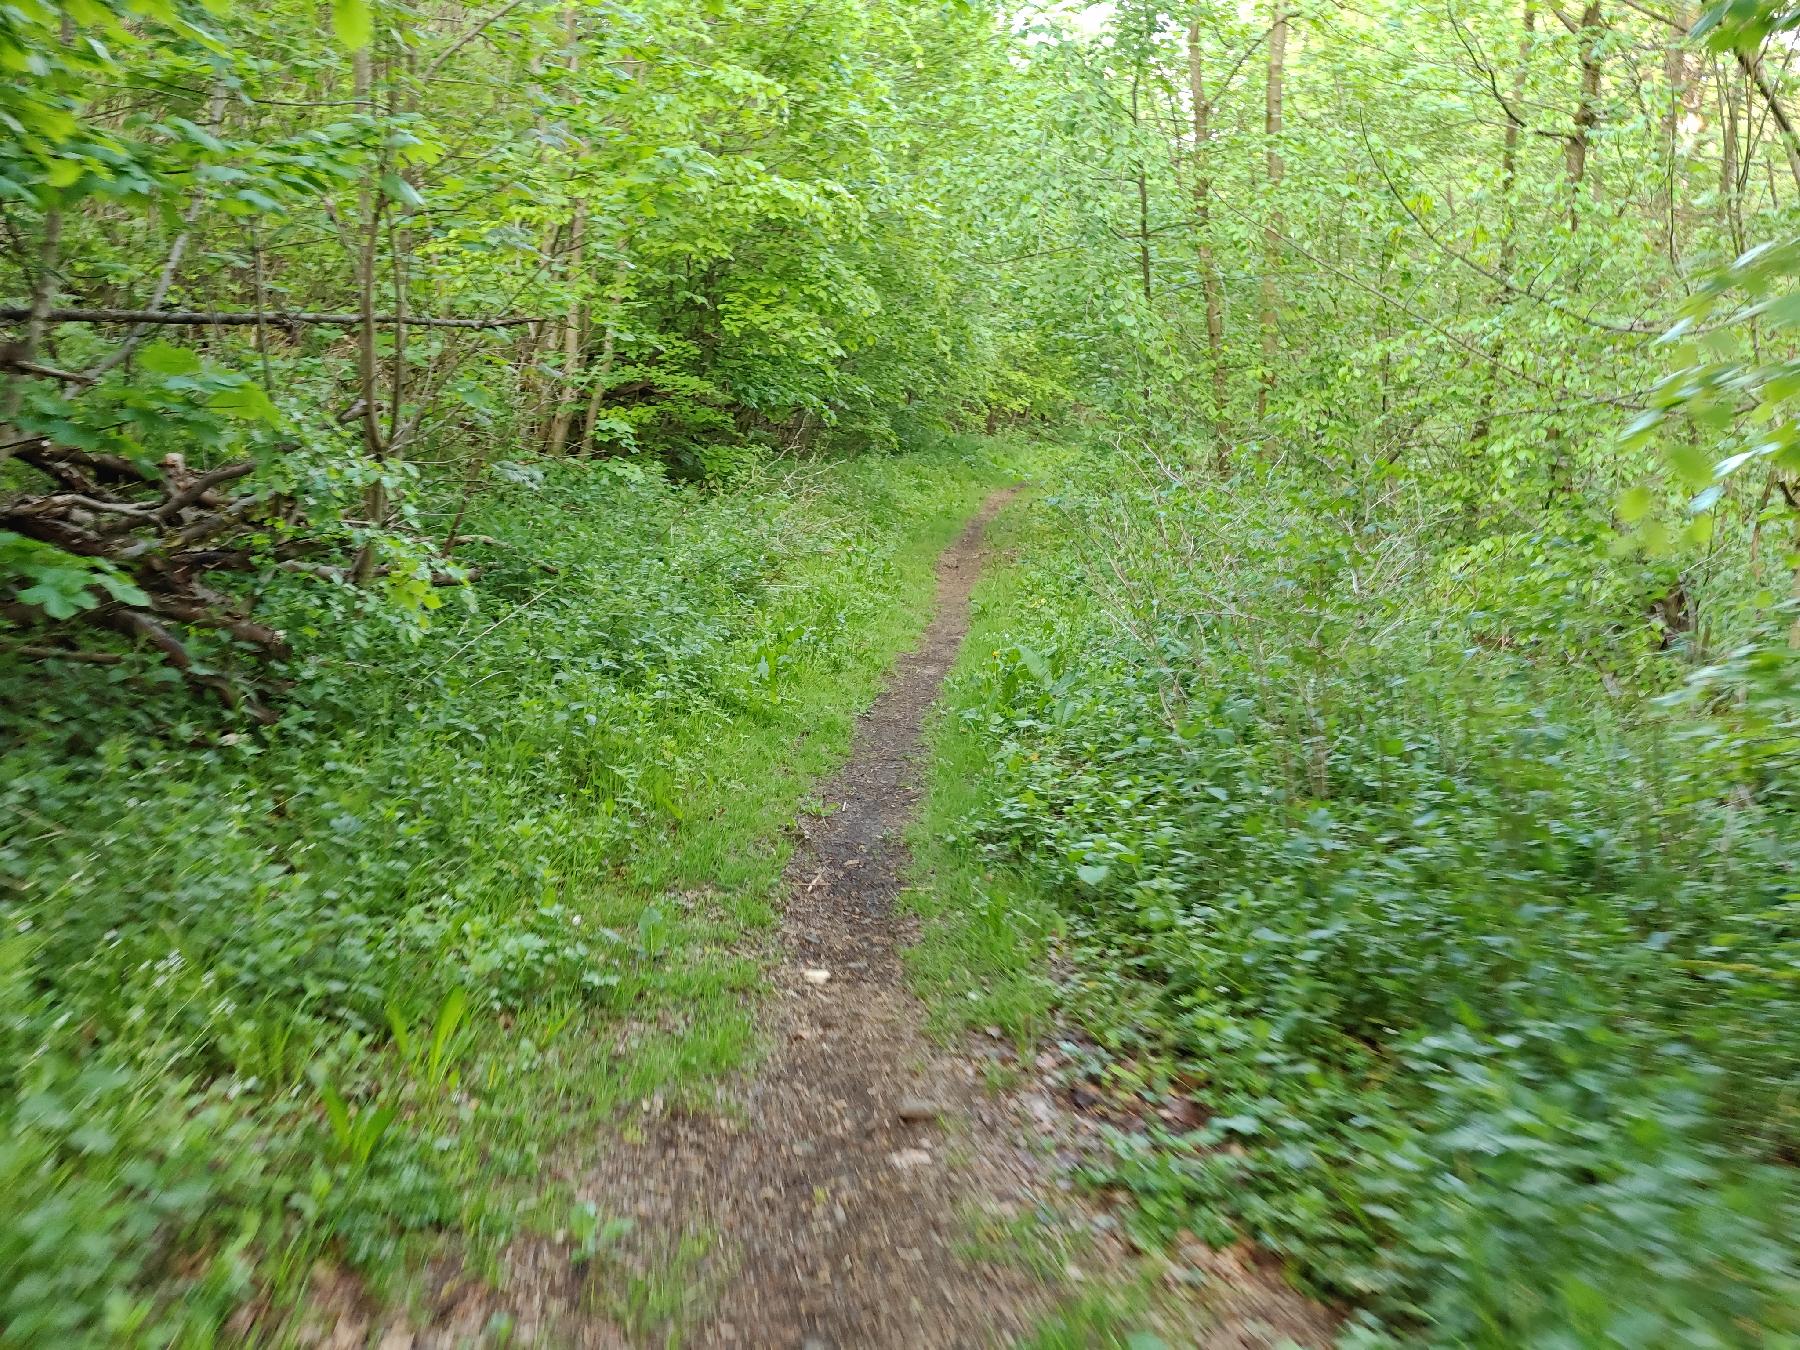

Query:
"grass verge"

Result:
[[905, 483, 1062, 1050]]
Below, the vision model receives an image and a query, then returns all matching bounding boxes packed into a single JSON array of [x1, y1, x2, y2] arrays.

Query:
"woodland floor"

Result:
[[321, 489, 1334, 1349]]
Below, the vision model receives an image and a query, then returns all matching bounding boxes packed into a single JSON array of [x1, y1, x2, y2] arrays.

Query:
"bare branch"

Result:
[[0, 307, 540, 329]]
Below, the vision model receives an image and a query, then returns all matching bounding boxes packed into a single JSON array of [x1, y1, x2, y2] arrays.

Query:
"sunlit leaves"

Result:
[[331, 0, 372, 49], [137, 342, 201, 376], [206, 380, 281, 424]]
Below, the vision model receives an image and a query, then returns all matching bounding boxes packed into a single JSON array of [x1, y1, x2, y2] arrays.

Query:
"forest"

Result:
[[2, 0, 1797, 1344]]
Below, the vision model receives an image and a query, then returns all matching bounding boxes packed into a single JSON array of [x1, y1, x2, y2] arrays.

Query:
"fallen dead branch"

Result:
[[3, 436, 471, 719]]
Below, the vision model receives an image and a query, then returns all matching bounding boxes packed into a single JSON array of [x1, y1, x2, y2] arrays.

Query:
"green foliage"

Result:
[[924, 445, 1800, 1345], [0, 447, 1000, 1343], [0, 533, 148, 619], [1, 0, 1050, 689], [12, 0, 1800, 1339]]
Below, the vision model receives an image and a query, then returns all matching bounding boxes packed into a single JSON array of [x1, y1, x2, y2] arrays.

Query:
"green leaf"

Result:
[[18, 572, 98, 620], [1076, 863, 1109, 886], [380, 173, 424, 209], [1015, 643, 1051, 684], [1760, 367, 1800, 402], [318, 1081, 352, 1149], [637, 904, 665, 952], [1616, 484, 1653, 523], [1682, 515, 1716, 546], [355, 1103, 397, 1162], [138, 342, 201, 376], [426, 987, 467, 1085], [92, 571, 150, 607], [385, 1000, 415, 1063], [44, 159, 85, 189], [1761, 291, 1800, 328], [332, 0, 372, 49], [1667, 443, 1713, 489], [208, 381, 280, 424]]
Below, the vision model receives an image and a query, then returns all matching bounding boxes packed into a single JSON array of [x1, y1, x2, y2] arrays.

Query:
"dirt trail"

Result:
[[365, 488, 1334, 1350], [598, 485, 1046, 1348]]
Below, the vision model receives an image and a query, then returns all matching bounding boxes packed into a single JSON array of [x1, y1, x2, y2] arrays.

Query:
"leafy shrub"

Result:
[[943, 448, 1800, 1343]]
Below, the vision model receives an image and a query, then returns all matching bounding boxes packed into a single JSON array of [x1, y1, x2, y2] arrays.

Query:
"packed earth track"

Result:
[[580, 486, 1045, 1348]]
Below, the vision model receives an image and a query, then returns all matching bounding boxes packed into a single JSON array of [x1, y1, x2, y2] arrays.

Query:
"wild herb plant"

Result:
[[923, 450, 1799, 1344]]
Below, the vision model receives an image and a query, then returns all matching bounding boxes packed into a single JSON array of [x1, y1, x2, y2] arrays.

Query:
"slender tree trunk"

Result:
[[1472, 0, 1534, 451], [387, 44, 419, 445], [0, 205, 60, 461], [1135, 167, 1153, 304], [1257, 0, 1287, 420], [350, 42, 388, 586], [545, 200, 585, 454], [1735, 45, 1800, 194], [1790, 510, 1800, 648], [546, 4, 587, 456], [1501, 2, 1533, 274], [353, 45, 386, 465], [1129, 60, 1153, 305], [1188, 9, 1229, 462], [1565, 0, 1603, 230], [1722, 61, 1745, 252], [1660, 3, 1692, 257], [1130, 50, 1154, 414], [1547, 0, 1599, 497], [580, 251, 631, 451]]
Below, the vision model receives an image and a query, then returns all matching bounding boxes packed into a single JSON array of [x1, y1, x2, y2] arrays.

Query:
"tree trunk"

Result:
[[350, 42, 388, 586], [1129, 45, 1154, 414], [1722, 60, 1745, 252], [545, 4, 587, 456], [1188, 8, 1229, 461], [1501, 1, 1533, 273], [353, 44, 386, 465], [1660, 2, 1693, 258], [580, 252, 631, 452], [1472, 0, 1534, 451], [1565, 0, 1603, 230], [0, 205, 60, 462], [1735, 46, 1800, 195], [1257, 0, 1287, 420], [545, 199, 585, 454], [1132, 64, 1152, 306]]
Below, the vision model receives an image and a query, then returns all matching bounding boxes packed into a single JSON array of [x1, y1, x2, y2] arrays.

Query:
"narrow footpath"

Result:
[[597, 486, 1050, 1347], [391, 487, 1331, 1349]]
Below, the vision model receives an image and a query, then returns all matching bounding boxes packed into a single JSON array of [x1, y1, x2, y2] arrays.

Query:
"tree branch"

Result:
[[0, 307, 540, 329]]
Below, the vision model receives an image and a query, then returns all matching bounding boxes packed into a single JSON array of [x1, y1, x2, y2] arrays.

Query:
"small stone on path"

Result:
[[802, 968, 832, 986], [888, 1147, 933, 1169], [896, 1096, 943, 1124]]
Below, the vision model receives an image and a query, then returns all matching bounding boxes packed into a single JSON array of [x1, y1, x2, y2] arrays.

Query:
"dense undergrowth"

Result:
[[0, 444, 1001, 1345], [914, 442, 1800, 1346]]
